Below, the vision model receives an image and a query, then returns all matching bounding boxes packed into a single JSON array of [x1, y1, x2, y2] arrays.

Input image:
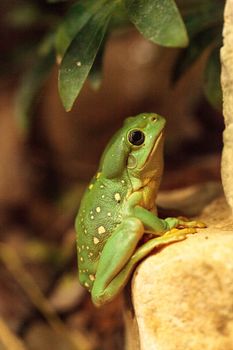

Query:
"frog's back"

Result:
[[75, 172, 131, 290]]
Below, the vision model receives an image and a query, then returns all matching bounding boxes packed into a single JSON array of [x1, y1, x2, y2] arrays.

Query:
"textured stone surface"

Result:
[[221, 0, 233, 212], [125, 196, 233, 350]]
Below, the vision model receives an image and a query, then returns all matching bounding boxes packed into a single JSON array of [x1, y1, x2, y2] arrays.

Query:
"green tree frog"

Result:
[[75, 113, 205, 307]]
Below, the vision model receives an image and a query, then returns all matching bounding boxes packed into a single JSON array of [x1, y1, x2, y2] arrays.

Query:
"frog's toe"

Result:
[[165, 228, 178, 234], [194, 221, 207, 228], [178, 227, 197, 235], [178, 219, 207, 229], [163, 227, 196, 239]]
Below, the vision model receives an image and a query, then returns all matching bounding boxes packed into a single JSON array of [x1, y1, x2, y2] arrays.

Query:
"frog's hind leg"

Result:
[[92, 227, 196, 307], [131, 227, 196, 264], [91, 217, 144, 307]]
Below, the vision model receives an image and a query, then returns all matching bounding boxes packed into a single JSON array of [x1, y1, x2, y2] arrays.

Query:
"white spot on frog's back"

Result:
[[89, 274, 95, 281], [98, 226, 106, 234], [89, 184, 93, 190], [96, 207, 101, 213], [114, 193, 121, 202], [93, 237, 100, 244]]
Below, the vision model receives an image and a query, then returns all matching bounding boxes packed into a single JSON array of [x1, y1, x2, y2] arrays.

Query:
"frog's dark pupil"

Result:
[[128, 130, 145, 145]]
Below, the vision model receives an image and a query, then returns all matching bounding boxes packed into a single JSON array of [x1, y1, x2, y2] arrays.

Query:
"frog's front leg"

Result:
[[133, 206, 179, 234], [134, 206, 205, 234], [91, 217, 144, 307]]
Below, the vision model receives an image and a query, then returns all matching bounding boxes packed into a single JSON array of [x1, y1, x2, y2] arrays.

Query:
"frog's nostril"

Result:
[[151, 116, 158, 122]]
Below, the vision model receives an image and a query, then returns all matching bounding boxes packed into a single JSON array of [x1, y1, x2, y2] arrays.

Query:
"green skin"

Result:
[[75, 113, 204, 307]]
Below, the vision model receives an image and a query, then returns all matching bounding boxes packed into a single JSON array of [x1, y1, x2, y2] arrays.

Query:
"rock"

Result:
[[126, 196, 233, 350], [221, 0, 233, 212]]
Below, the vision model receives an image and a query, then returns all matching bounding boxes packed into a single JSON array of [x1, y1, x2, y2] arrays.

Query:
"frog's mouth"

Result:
[[142, 131, 164, 169], [150, 132, 163, 156]]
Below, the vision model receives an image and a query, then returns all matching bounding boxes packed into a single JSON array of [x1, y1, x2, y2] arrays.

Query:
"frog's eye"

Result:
[[128, 129, 145, 146]]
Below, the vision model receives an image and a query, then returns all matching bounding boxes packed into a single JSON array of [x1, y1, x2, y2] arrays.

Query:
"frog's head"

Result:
[[100, 113, 166, 186], [124, 113, 165, 183]]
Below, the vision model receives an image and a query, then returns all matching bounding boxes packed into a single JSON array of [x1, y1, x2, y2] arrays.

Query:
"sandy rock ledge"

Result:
[[221, 0, 233, 212], [125, 196, 233, 350]]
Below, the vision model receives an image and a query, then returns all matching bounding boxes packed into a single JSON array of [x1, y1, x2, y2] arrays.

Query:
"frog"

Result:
[[75, 113, 205, 307]]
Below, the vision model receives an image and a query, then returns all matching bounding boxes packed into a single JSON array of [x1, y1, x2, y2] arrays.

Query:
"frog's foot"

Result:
[[177, 217, 207, 229], [129, 227, 196, 270], [163, 227, 197, 240]]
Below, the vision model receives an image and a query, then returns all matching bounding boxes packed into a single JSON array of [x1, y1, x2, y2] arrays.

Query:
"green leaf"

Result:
[[203, 47, 222, 110], [88, 61, 103, 91], [59, 2, 116, 111], [124, 0, 188, 47], [88, 39, 106, 90], [55, 0, 105, 60], [15, 48, 55, 132]]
